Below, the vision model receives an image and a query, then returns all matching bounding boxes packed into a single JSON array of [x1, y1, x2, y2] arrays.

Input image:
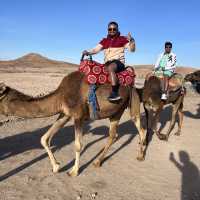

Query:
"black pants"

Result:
[[105, 60, 125, 73]]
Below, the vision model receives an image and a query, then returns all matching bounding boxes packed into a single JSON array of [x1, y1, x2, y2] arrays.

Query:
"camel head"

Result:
[[0, 82, 11, 115], [185, 70, 200, 83], [0, 83, 9, 100]]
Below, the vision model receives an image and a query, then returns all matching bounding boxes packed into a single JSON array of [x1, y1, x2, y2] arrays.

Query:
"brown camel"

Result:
[[0, 71, 146, 176], [140, 73, 185, 142], [185, 70, 200, 93]]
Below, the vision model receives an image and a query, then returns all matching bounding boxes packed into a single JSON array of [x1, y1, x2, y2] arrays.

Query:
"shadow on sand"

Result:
[[183, 103, 200, 119], [0, 117, 138, 181], [170, 151, 200, 200], [60, 119, 138, 174], [1, 103, 188, 182]]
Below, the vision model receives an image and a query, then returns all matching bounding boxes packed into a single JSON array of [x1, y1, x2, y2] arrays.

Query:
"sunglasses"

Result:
[[108, 27, 117, 31]]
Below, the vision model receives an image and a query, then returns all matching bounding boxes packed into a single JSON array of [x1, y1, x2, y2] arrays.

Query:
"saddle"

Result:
[[78, 55, 136, 120], [79, 57, 136, 86]]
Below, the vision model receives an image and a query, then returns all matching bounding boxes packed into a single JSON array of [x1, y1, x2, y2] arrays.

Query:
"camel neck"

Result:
[[5, 90, 61, 118]]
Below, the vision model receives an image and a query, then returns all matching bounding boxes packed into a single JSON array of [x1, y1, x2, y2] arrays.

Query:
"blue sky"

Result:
[[0, 0, 200, 67]]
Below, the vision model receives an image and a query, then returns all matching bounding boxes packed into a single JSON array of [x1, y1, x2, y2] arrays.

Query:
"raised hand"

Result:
[[82, 50, 90, 56], [127, 32, 134, 42]]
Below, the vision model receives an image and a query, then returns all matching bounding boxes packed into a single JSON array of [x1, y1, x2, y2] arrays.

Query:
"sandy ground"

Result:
[[0, 72, 200, 200]]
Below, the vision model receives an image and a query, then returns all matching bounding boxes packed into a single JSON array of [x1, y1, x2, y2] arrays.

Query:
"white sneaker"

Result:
[[161, 93, 167, 100]]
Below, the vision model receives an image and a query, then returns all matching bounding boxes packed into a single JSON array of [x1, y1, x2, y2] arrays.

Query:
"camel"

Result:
[[139, 73, 185, 142], [185, 70, 200, 93], [0, 71, 146, 176]]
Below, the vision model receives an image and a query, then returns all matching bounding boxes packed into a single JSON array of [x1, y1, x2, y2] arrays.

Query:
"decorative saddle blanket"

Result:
[[79, 59, 136, 86]]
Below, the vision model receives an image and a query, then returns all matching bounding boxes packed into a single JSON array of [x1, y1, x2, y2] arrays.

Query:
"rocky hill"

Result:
[[0, 53, 197, 76], [0, 53, 78, 73]]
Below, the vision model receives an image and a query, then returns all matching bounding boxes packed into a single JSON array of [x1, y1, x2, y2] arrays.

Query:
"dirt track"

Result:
[[0, 72, 200, 200]]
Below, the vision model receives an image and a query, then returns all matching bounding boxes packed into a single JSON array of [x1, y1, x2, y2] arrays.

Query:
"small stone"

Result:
[[76, 194, 82, 200], [90, 192, 98, 199]]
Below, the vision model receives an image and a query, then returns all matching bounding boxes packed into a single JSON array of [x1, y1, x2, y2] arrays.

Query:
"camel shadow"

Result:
[[0, 117, 138, 180], [0, 124, 74, 161], [0, 120, 91, 181], [0, 119, 96, 162], [169, 151, 200, 199], [183, 104, 200, 119], [60, 119, 138, 174]]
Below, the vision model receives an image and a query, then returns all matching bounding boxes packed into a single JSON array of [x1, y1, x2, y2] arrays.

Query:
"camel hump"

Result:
[[169, 73, 184, 91], [146, 72, 184, 91]]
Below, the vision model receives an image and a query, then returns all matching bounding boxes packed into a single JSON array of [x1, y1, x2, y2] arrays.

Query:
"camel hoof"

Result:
[[157, 133, 168, 141], [174, 131, 181, 136], [52, 163, 60, 173], [137, 155, 145, 161], [67, 169, 78, 177], [93, 160, 101, 168]]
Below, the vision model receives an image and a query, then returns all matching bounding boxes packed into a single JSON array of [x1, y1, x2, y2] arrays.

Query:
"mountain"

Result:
[[0, 53, 197, 76], [0, 53, 78, 73]]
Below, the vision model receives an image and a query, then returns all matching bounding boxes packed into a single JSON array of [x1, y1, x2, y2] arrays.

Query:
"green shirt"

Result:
[[159, 54, 168, 69]]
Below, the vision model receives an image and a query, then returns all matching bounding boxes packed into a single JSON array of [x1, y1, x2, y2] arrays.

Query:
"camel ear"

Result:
[[0, 82, 8, 95]]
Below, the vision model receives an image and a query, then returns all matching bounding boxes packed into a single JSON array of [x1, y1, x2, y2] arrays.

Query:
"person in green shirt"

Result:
[[154, 42, 177, 100]]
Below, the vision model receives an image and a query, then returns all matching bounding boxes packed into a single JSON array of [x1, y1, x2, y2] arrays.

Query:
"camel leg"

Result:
[[93, 116, 121, 168], [67, 119, 83, 177], [154, 109, 164, 139], [153, 106, 167, 140], [130, 88, 146, 161], [174, 102, 183, 136], [164, 97, 183, 140], [41, 115, 71, 173], [144, 105, 153, 144], [133, 113, 146, 161], [48, 113, 66, 146]]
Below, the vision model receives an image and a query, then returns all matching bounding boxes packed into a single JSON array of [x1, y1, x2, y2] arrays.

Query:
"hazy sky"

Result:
[[0, 0, 200, 67]]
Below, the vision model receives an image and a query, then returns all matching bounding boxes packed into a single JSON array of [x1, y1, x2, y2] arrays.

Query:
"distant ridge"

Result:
[[0, 53, 197, 76], [133, 65, 196, 78]]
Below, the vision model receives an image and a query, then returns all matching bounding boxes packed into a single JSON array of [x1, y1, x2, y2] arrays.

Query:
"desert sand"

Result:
[[0, 54, 199, 200]]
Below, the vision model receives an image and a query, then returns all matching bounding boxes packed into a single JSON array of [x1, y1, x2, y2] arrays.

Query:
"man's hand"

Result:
[[82, 50, 90, 56], [127, 32, 134, 42]]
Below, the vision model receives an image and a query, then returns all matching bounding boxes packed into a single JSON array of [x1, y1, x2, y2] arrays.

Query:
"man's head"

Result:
[[164, 41, 172, 54], [107, 21, 119, 37]]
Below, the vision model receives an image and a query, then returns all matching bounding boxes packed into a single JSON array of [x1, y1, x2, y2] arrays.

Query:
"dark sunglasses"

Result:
[[108, 28, 117, 31]]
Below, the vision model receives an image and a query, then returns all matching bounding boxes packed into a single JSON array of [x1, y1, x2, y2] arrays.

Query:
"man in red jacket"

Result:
[[83, 21, 135, 102]]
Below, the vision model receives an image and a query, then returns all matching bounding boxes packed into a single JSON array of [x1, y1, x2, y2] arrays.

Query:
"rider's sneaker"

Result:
[[108, 92, 121, 102], [161, 93, 167, 100]]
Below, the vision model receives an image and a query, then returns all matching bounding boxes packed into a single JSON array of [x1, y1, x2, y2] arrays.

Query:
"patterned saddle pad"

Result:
[[79, 59, 136, 86]]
